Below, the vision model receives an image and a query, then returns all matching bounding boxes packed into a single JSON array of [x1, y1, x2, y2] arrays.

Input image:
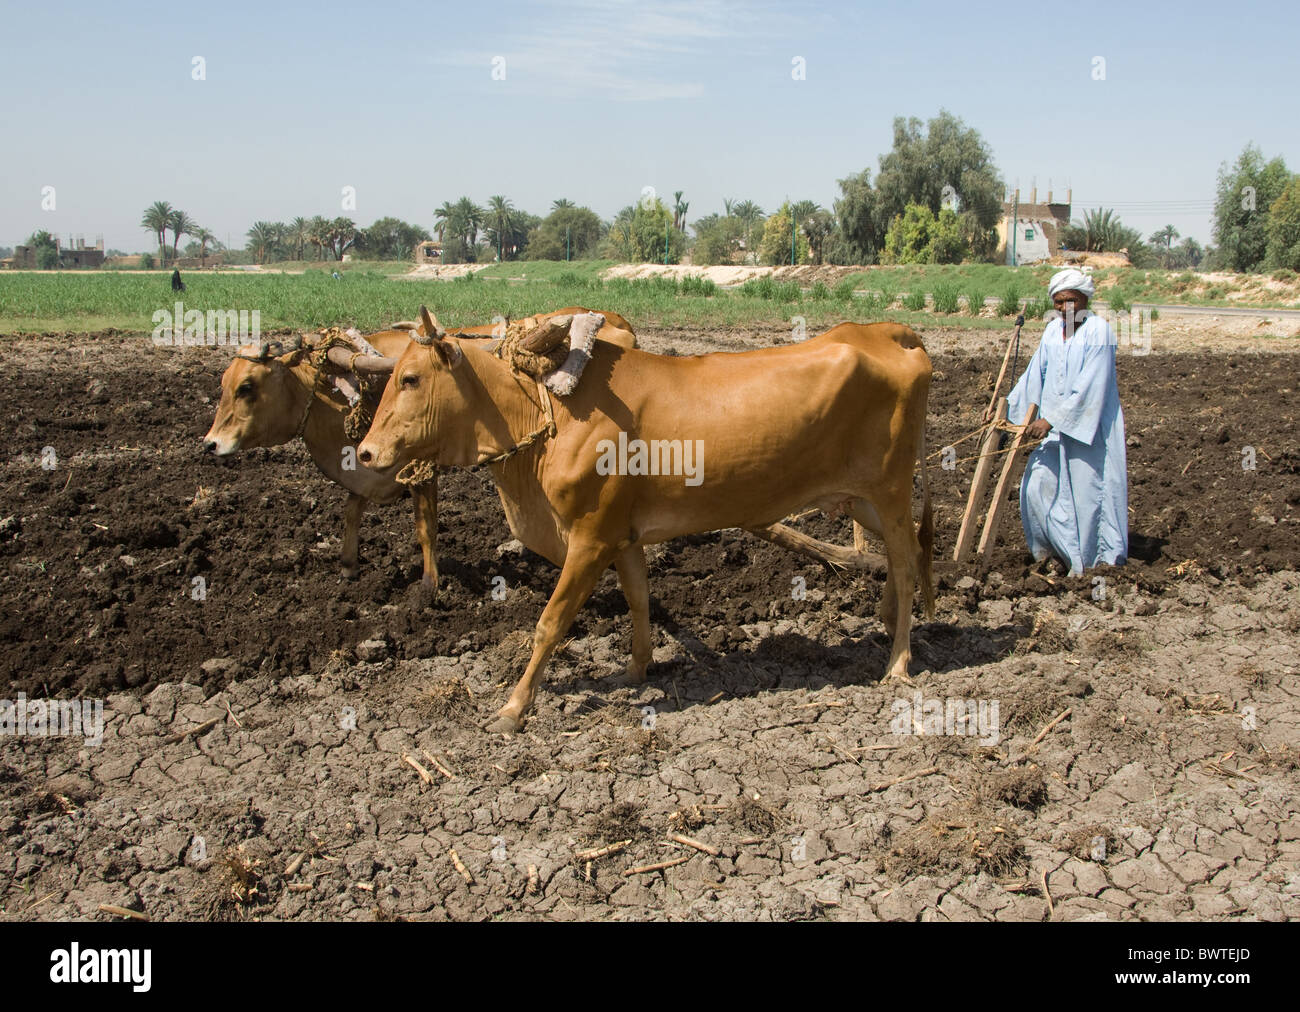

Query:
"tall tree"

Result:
[[193, 227, 216, 266], [731, 200, 765, 259], [289, 217, 309, 260], [245, 222, 275, 264], [168, 209, 195, 264], [1149, 224, 1179, 249], [307, 216, 330, 260], [433, 201, 456, 243], [141, 201, 173, 266], [486, 195, 514, 260], [1213, 143, 1291, 272], [551, 198, 575, 211]]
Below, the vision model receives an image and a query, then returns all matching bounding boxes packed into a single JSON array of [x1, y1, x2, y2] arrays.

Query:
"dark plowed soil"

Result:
[[1, 329, 1297, 922]]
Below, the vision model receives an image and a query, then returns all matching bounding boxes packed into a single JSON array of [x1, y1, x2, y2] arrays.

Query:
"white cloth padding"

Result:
[[544, 312, 604, 397]]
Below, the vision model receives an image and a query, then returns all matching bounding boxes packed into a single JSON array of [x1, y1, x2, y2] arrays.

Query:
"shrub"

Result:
[[996, 285, 1021, 316], [740, 277, 776, 300], [774, 280, 802, 302], [901, 289, 927, 311], [140, 253, 156, 269], [931, 283, 960, 314], [1273, 268, 1297, 282], [965, 287, 987, 315], [679, 275, 717, 297], [833, 279, 856, 301], [809, 281, 831, 301], [1021, 296, 1051, 321], [1107, 288, 1130, 314]]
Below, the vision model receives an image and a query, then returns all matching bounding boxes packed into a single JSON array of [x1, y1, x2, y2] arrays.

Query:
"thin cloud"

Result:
[[435, 0, 803, 101]]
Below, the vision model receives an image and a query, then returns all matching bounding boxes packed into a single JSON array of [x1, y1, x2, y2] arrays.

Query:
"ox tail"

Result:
[[917, 426, 935, 620]]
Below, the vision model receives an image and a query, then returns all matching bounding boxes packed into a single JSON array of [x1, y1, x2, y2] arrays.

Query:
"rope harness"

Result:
[[236, 328, 386, 444], [395, 315, 564, 488]]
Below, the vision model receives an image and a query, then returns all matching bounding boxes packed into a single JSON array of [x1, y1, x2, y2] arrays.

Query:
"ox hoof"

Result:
[[486, 713, 522, 735], [610, 665, 648, 688], [341, 566, 360, 582], [882, 669, 915, 686], [421, 573, 440, 593]]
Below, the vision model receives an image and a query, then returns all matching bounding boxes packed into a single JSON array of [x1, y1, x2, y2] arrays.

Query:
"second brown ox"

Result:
[[358, 309, 935, 734]]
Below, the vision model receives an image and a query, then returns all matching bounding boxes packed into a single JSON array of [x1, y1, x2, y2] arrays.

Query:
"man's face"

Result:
[[1053, 289, 1089, 319]]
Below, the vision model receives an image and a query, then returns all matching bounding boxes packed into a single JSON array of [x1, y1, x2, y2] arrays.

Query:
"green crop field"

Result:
[[0, 269, 1013, 336], [3, 261, 1295, 337]]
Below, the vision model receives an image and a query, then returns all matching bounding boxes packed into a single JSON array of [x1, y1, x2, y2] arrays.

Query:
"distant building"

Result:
[[415, 240, 442, 264], [6, 235, 107, 269], [996, 188, 1071, 266]]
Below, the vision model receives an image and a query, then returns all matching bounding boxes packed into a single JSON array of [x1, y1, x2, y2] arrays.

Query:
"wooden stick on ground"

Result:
[[624, 855, 693, 876], [1041, 868, 1055, 918], [401, 753, 434, 784], [163, 717, 220, 745], [954, 397, 1008, 562], [574, 839, 631, 862], [977, 403, 1039, 561], [420, 748, 454, 780], [1023, 708, 1072, 754], [526, 865, 539, 894], [869, 765, 941, 793], [98, 903, 149, 921], [669, 833, 720, 856], [448, 848, 475, 884]]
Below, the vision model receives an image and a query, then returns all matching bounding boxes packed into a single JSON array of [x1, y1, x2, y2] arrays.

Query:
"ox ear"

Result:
[[418, 305, 447, 340]]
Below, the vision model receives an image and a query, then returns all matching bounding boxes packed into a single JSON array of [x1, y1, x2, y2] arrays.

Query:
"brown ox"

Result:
[[201, 308, 636, 586], [358, 308, 934, 733]]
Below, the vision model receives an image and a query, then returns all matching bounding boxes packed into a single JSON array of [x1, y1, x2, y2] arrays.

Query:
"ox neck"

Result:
[[454, 342, 553, 468]]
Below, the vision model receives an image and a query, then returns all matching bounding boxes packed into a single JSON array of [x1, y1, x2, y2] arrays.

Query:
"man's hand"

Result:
[[1025, 418, 1052, 439]]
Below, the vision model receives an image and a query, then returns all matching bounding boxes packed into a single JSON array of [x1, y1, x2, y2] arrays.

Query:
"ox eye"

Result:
[[237, 381, 255, 398], [401, 373, 419, 389]]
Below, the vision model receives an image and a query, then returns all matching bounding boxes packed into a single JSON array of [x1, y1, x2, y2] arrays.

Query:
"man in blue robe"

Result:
[[1004, 268, 1128, 575]]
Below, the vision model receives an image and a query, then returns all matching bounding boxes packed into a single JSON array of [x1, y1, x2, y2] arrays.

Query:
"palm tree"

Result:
[[168, 209, 195, 264], [723, 197, 735, 217], [141, 201, 173, 266], [673, 190, 688, 231], [328, 217, 357, 260], [1149, 224, 1179, 249], [486, 195, 514, 261], [246, 222, 276, 264], [449, 197, 484, 259], [433, 202, 456, 243], [307, 216, 329, 259], [732, 200, 765, 254], [551, 198, 575, 212], [193, 227, 215, 267], [289, 217, 309, 260], [268, 222, 290, 262]]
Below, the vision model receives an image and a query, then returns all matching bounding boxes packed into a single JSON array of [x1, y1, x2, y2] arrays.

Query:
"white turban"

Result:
[[1048, 268, 1095, 299]]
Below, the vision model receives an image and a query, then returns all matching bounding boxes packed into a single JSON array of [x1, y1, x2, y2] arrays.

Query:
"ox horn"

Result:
[[519, 314, 574, 354], [412, 305, 447, 346]]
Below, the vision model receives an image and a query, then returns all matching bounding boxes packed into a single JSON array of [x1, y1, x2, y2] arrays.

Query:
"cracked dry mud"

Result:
[[1, 325, 1297, 921]]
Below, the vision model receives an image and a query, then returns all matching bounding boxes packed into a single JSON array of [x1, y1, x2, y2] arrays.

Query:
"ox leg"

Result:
[[613, 546, 651, 686], [411, 478, 439, 591], [487, 540, 618, 735], [852, 499, 916, 684], [341, 493, 367, 580]]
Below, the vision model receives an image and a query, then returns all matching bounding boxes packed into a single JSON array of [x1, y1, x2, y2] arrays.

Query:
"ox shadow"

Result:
[[547, 604, 1028, 716]]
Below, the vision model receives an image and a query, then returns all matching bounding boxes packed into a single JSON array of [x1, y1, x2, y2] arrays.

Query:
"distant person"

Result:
[[171, 269, 185, 293], [331, 270, 342, 281], [1005, 268, 1128, 575]]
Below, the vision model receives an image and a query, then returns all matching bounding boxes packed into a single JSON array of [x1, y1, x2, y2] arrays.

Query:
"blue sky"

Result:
[[2, 0, 1296, 253]]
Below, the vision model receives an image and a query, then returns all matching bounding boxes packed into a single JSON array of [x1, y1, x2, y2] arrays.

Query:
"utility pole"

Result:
[[566, 226, 571, 262]]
